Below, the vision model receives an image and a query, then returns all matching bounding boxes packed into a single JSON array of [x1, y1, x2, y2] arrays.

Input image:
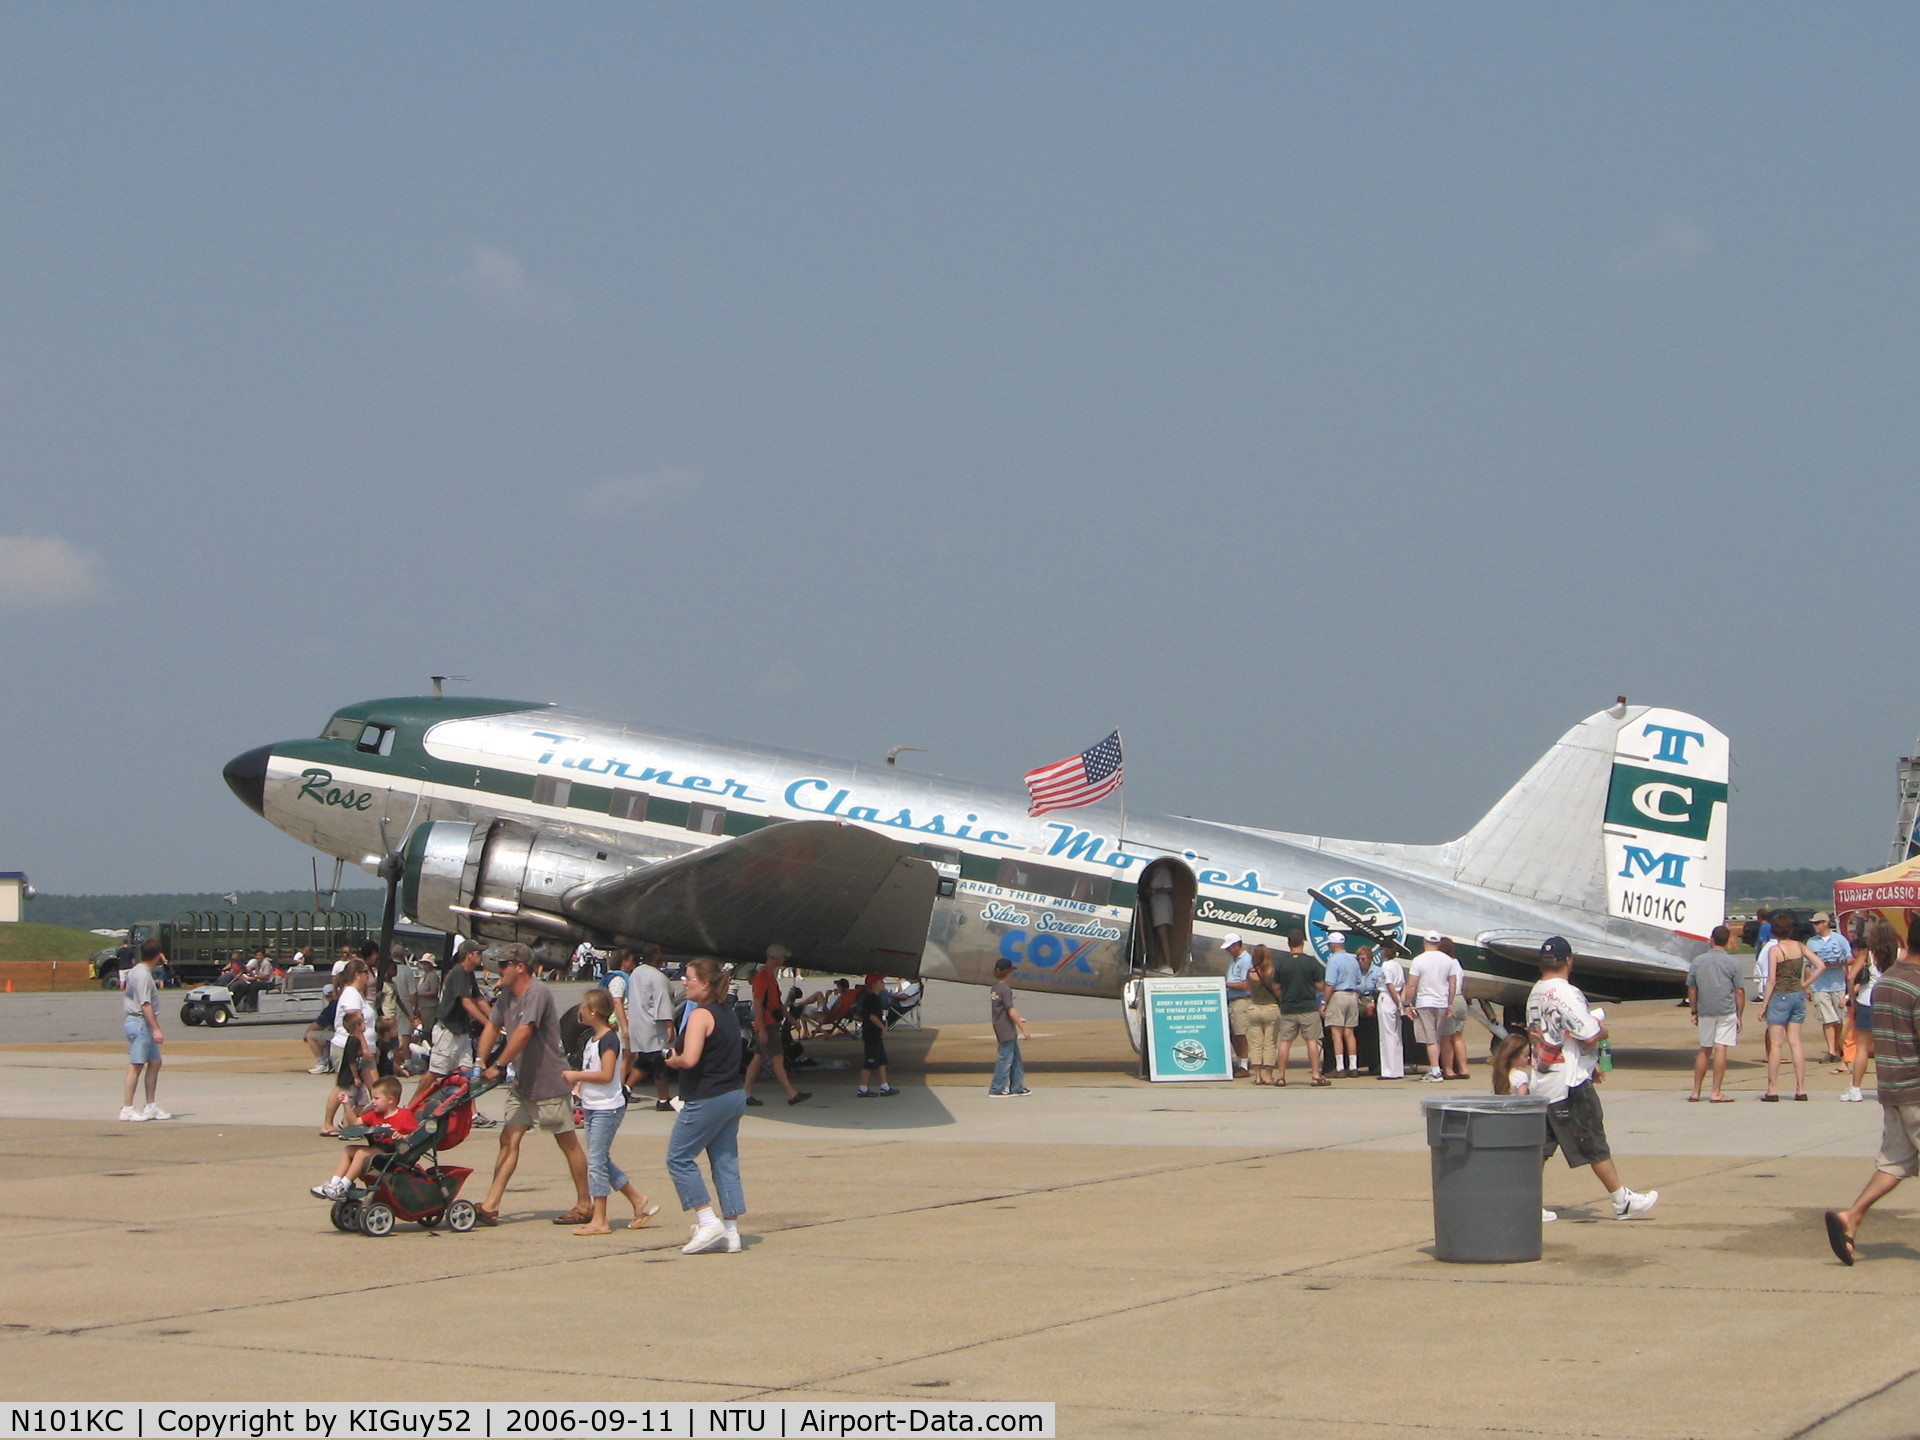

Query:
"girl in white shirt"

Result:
[[561, 989, 657, 1236]]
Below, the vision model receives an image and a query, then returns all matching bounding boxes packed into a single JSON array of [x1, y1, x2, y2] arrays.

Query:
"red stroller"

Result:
[[329, 1071, 499, 1237]]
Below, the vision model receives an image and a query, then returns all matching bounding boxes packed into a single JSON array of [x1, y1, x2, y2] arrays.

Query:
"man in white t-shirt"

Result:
[[1528, 936, 1657, 1221], [1403, 933, 1459, 1083], [624, 945, 677, 1111], [1222, 935, 1252, 1075]]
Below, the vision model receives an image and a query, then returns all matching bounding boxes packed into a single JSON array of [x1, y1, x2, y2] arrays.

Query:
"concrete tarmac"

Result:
[[3, 994, 1918, 1439]]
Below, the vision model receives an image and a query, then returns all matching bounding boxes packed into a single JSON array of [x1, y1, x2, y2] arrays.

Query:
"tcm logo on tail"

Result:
[[1603, 708, 1728, 937]]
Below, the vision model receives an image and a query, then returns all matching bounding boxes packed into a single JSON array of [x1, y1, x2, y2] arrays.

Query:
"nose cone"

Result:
[[223, 744, 272, 816]]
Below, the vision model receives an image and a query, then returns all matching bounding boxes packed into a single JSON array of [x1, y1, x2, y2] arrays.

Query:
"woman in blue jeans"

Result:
[[561, 989, 657, 1236], [664, 958, 747, 1255]]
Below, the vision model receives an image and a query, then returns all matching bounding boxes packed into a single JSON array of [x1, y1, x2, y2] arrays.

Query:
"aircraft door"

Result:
[[1131, 858, 1197, 974]]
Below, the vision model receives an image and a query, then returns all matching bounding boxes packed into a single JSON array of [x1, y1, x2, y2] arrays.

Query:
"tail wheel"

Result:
[[445, 1199, 477, 1233], [358, 1202, 395, 1237], [207, 1006, 232, 1027], [331, 1199, 362, 1233]]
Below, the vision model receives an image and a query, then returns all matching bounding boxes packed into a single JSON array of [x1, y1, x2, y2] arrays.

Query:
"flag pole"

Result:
[[1117, 728, 1127, 852]]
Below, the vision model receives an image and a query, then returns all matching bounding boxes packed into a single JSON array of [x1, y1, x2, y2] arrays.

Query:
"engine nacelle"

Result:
[[403, 819, 638, 950]]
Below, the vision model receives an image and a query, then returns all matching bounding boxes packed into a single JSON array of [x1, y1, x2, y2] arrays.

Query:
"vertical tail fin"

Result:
[[1453, 705, 1728, 939]]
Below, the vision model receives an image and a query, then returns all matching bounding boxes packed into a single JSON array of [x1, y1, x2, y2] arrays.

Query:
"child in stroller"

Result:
[[311, 1076, 415, 1200], [314, 1068, 500, 1236]]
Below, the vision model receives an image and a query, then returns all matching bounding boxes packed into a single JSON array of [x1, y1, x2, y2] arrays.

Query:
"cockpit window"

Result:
[[321, 715, 361, 741], [355, 723, 395, 756]]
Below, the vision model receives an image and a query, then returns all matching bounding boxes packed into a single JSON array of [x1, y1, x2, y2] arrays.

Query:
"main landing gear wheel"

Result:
[[331, 1199, 362, 1233], [445, 1200, 477, 1233], [358, 1201, 395, 1237]]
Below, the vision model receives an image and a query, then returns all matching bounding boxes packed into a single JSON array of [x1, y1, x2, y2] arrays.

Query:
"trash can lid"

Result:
[[1420, 1094, 1548, 1114]]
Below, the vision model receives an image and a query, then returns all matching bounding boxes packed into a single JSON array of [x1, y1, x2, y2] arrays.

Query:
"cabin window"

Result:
[[994, 859, 1103, 904], [321, 715, 361, 741], [356, 723, 395, 757], [687, 803, 726, 835], [532, 776, 572, 807], [609, 789, 649, 821], [1070, 873, 1112, 906]]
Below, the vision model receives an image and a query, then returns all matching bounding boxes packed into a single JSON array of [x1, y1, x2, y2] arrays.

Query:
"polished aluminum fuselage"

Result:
[[246, 700, 1700, 1001]]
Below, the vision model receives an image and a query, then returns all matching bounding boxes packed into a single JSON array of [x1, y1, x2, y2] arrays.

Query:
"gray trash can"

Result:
[[1423, 1094, 1548, 1263]]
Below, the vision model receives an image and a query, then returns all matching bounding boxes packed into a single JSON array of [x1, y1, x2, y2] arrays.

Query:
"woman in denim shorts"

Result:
[[1762, 915, 1814, 1101]]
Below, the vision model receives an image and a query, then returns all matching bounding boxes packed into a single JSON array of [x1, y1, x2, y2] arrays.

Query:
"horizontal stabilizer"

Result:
[[562, 820, 938, 973]]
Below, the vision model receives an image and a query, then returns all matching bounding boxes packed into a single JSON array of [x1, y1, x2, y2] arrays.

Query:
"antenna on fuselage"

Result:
[[430, 674, 470, 698], [885, 746, 927, 768]]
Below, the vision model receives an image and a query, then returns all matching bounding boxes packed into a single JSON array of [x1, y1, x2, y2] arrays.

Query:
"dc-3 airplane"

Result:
[[223, 696, 1729, 1015]]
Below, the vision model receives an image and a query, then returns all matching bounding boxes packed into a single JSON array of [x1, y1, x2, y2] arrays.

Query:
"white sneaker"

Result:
[[1612, 1189, 1659, 1219], [142, 1103, 172, 1121], [1843, 1087, 1864, 1103], [307, 1063, 331, 1075], [683, 1218, 729, 1254], [125, 1106, 151, 1121], [311, 1178, 348, 1200], [1542, 1208, 1558, 1223], [669, 1097, 684, 1112], [723, 1230, 742, 1254], [118, 1106, 141, 1122], [1421, 1071, 1446, 1084]]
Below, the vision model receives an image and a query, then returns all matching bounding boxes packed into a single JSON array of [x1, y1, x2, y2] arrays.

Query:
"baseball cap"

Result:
[[1424, 930, 1444, 944], [1812, 911, 1832, 924], [1538, 936, 1572, 961], [1220, 933, 1243, 949], [1326, 930, 1346, 946]]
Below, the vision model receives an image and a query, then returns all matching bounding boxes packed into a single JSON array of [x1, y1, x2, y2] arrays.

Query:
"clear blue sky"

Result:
[[2, 4, 1915, 892]]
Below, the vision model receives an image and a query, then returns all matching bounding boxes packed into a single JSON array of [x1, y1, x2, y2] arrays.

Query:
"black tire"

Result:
[[418, 1210, 445, 1230], [207, 1006, 232, 1027], [445, 1200, 476, 1233], [180, 1003, 204, 1026], [332, 1199, 362, 1233], [359, 1202, 395, 1237]]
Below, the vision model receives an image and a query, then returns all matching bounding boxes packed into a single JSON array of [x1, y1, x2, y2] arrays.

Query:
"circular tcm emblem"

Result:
[[1171, 1037, 1209, 1072], [1307, 878, 1406, 964]]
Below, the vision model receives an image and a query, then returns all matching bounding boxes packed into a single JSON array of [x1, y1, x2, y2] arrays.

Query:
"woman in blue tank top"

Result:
[[663, 958, 747, 1254]]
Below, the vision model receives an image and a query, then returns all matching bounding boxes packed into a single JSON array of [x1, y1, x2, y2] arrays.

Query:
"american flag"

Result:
[[1024, 731, 1124, 817]]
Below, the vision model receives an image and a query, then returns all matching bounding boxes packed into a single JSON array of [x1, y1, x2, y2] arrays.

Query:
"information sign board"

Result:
[[1141, 975, 1233, 1082]]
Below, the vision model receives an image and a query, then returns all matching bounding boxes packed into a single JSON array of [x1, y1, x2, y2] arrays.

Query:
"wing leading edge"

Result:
[[563, 820, 938, 975]]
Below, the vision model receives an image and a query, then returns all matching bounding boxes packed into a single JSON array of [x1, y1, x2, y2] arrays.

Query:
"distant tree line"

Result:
[[28, 889, 386, 931], [1726, 868, 1861, 907]]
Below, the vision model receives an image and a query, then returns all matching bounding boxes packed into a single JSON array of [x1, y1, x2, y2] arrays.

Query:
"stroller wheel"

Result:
[[358, 1201, 395, 1237], [445, 1199, 477, 1233], [417, 1210, 445, 1230], [330, 1199, 361, 1233]]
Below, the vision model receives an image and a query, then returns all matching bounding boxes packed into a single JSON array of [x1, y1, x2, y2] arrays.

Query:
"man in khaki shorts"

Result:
[[474, 944, 591, 1226], [1273, 931, 1329, 1086], [1221, 935, 1252, 1075]]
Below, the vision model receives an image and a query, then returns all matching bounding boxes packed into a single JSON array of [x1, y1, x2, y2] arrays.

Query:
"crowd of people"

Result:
[[1220, 927, 1477, 1086], [287, 937, 948, 1253]]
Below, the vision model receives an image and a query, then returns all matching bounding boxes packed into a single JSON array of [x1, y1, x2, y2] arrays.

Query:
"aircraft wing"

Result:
[[561, 820, 938, 974]]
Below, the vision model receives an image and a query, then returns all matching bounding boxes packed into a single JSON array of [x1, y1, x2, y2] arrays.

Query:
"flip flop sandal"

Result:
[[1709, 1096, 1736, 1103], [1687, 1095, 1702, 1102], [628, 1203, 661, 1230], [1310, 1078, 1332, 1087], [1825, 1210, 1856, 1266], [318, 1129, 341, 1138], [1761, 1094, 1780, 1102]]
